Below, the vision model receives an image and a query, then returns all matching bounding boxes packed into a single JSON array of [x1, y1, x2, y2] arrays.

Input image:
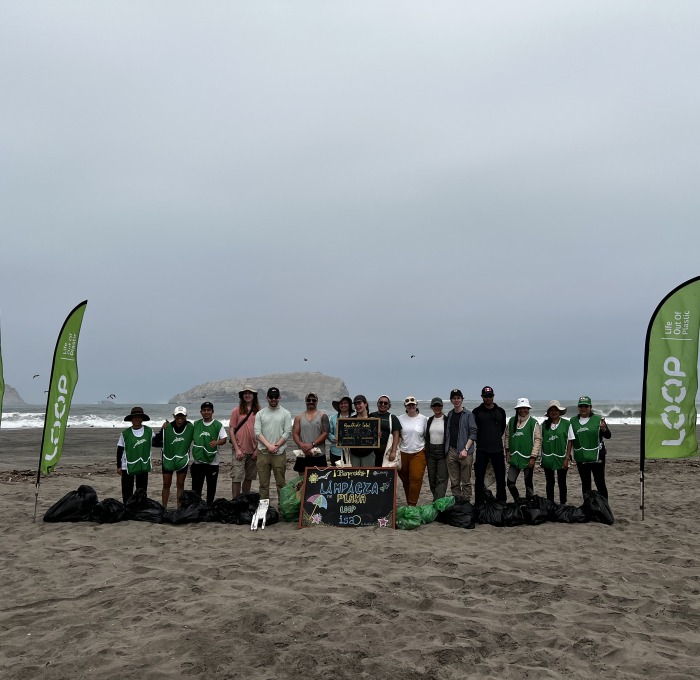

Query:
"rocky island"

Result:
[[2, 384, 26, 406], [168, 371, 349, 404]]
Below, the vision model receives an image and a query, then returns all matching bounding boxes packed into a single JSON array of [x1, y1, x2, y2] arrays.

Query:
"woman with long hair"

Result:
[[229, 385, 261, 498]]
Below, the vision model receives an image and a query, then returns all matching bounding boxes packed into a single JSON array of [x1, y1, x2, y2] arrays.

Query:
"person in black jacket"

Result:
[[471, 386, 507, 505], [424, 397, 448, 499]]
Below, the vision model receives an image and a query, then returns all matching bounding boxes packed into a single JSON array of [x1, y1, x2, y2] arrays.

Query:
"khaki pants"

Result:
[[256, 451, 287, 500], [447, 447, 473, 501]]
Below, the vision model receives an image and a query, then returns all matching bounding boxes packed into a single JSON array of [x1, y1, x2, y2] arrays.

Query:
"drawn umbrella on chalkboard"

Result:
[[307, 494, 328, 522]]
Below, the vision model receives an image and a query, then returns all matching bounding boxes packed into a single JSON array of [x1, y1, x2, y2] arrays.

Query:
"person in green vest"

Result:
[[504, 398, 542, 501], [116, 406, 153, 504], [540, 400, 571, 504], [566, 396, 612, 500], [191, 401, 228, 505], [152, 405, 194, 508]]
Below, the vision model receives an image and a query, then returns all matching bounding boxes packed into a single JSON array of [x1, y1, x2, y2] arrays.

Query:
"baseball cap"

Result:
[[450, 388, 463, 399], [430, 397, 443, 407], [404, 396, 418, 406], [481, 386, 495, 397], [267, 387, 280, 398], [578, 395, 592, 406], [200, 401, 214, 410], [173, 406, 187, 417]]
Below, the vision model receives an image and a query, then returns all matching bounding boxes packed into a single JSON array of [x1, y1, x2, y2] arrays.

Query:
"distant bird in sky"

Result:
[[107, 394, 116, 400], [304, 358, 308, 362], [33, 374, 40, 378], [410, 355, 416, 359]]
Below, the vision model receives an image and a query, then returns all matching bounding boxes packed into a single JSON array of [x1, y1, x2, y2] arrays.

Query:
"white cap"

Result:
[[514, 398, 532, 410], [173, 406, 187, 417]]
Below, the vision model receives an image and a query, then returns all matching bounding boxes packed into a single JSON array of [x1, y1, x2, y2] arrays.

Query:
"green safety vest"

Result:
[[122, 426, 153, 475], [192, 419, 223, 463], [508, 416, 537, 470], [570, 415, 602, 463], [540, 418, 569, 470], [162, 421, 194, 472]]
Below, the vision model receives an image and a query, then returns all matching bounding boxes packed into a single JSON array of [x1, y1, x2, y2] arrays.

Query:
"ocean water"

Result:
[[0, 398, 682, 429]]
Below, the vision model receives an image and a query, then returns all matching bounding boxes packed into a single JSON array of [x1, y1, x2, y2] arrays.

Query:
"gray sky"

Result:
[[2, 1, 700, 405]]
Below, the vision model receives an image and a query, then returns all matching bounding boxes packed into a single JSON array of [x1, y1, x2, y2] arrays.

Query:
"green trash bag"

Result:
[[433, 496, 456, 512], [279, 475, 304, 522], [418, 503, 438, 524], [396, 505, 422, 530]]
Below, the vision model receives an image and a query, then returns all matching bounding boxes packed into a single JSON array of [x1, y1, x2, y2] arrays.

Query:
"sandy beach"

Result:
[[1, 426, 699, 679]]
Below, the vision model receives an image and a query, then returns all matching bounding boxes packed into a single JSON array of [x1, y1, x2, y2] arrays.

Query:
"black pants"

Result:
[[507, 465, 534, 500], [191, 463, 219, 505], [577, 459, 607, 499], [474, 449, 507, 504], [121, 471, 148, 505], [544, 468, 568, 504]]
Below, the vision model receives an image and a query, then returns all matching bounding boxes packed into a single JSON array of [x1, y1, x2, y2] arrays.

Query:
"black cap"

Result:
[[200, 401, 214, 410], [267, 387, 280, 398], [481, 386, 494, 397], [449, 388, 463, 399]]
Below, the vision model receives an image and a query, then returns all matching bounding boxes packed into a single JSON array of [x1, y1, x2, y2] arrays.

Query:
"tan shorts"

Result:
[[231, 454, 258, 482]]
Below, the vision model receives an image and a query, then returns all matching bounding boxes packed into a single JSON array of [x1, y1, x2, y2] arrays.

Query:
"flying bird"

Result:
[[107, 394, 116, 400], [304, 358, 308, 362], [410, 355, 416, 359], [33, 374, 40, 379]]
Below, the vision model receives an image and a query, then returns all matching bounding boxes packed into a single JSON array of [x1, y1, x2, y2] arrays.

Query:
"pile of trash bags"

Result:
[[396, 489, 613, 530], [43, 485, 280, 526]]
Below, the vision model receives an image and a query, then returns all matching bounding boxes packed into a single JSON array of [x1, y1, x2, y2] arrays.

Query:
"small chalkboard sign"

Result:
[[336, 417, 380, 448], [299, 467, 396, 528]]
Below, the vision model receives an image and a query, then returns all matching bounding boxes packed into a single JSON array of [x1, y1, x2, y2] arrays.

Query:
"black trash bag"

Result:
[[124, 489, 166, 523], [264, 505, 280, 526], [502, 502, 526, 527], [477, 489, 506, 527], [43, 485, 98, 522], [522, 495, 553, 525], [435, 498, 476, 529], [205, 498, 241, 524], [552, 503, 588, 523], [582, 491, 614, 525], [166, 493, 209, 525], [232, 492, 263, 525], [91, 498, 125, 524]]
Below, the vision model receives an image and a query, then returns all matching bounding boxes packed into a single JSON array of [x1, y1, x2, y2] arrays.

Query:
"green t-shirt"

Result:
[[162, 421, 194, 472], [122, 426, 153, 475], [192, 419, 223, 463], [540, 418, 569, 470], [508, 416, 537, 470], [570, 415, 602, 463]]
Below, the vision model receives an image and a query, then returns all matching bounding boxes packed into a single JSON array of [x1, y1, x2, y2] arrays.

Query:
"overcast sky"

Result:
[[2, 1, 700, 405]]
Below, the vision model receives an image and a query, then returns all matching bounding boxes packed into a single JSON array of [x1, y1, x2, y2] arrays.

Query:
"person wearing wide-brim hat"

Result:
[[504, 398, 542, 501], [116, 406, 154, 504], [229, 385, 261, 498], [540, 400, 571, 504], [566, 396, 612, 500], [328, 397, 354, 466]]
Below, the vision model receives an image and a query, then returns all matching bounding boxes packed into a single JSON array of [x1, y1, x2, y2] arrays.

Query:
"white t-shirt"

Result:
[[398, 413, 428, 454], [429, 415, 445, 445]]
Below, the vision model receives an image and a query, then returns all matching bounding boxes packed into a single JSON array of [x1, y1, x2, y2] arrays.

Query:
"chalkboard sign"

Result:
[[299, 467, 396, 528], [336, 417, 380, 448]]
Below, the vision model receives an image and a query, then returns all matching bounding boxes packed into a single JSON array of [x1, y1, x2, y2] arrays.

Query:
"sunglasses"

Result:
[[377, 401, 389, 406], [306, 399, 317, 403]]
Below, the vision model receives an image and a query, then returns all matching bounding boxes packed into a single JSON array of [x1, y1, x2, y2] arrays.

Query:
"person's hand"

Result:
[[162, 421, 169, 429], [600, 419, 608, 432], [528, 457, 536, 469], [209, 440, 219, 447], [563, 459, 570, 470], [269, 444, 279, 454], [459, 449, 468, 459], [117, 468, 122, 476], [388, 451, 396, 462], [235, 450, 244, 461]]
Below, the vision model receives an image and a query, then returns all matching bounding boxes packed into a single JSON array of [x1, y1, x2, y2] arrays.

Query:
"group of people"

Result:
[[115, 385, 611, 509]]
